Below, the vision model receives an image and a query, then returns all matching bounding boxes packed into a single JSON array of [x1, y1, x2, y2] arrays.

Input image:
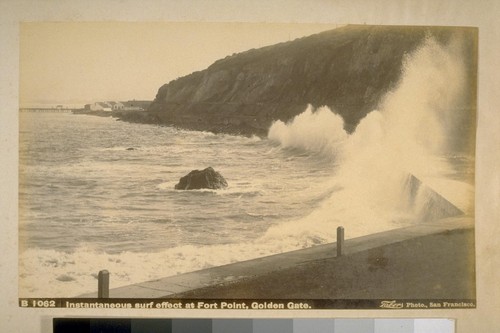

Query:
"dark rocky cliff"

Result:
[[121, 25, 477, 138]]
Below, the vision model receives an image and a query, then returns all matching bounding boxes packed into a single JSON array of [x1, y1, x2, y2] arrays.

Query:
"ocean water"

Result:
[[19, 112, 343, 297], [18, 36, 475, 298]]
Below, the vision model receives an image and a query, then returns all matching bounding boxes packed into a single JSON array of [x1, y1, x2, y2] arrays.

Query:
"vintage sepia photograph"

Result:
[[18, 22, 477, 309]]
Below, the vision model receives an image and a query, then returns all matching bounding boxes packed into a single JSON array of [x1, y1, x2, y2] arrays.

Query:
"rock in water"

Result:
[[175, 167, 228, 190]]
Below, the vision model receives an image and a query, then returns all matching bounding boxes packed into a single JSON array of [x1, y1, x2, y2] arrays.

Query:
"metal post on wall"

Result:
[[337, 226, 344, 257], [98, 270, 109, 298]]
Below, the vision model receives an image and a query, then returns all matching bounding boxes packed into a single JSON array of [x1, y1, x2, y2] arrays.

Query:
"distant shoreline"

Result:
[[72, 108, 269, 137]]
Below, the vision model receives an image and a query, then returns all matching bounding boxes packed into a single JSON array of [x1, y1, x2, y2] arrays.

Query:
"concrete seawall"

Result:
[[79, 216, 474, 299]]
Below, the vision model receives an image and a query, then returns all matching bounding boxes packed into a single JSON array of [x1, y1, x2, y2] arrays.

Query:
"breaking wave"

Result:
[[265, 35, 473, 241]]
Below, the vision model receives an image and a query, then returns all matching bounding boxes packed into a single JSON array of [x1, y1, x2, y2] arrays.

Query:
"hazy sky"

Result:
[[20, 22, 340, 106]]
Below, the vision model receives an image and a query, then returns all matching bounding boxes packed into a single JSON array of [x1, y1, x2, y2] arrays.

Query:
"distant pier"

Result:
[[19, 107, 73, 113]]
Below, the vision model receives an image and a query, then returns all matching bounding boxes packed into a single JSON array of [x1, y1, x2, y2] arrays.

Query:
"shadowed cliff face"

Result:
[[137, 25, 476, 140]]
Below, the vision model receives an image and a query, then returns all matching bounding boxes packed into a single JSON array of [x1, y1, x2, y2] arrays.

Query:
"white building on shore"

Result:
[[85, 102, 112, 111], [84, 100, 151, 112]]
